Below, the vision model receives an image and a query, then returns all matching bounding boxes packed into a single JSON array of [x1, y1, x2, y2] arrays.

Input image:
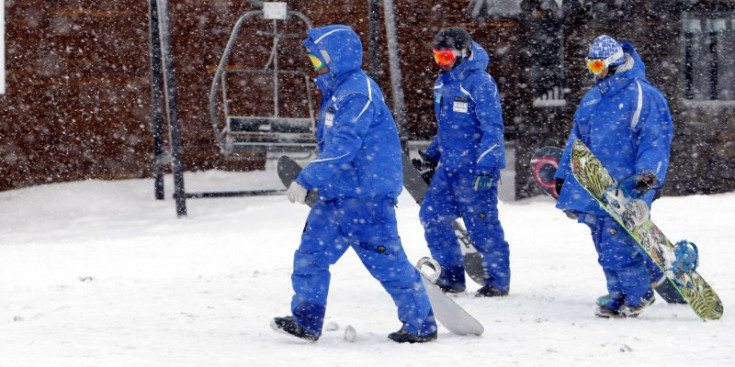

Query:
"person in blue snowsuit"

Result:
[[418, 27, 511, 297], [554, 35, 673, 318], [271, 25, 437, 343]]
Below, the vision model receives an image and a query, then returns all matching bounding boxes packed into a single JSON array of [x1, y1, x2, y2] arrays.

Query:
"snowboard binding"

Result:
[[672, 240, 699, 274], [602, 186, 650, 228]]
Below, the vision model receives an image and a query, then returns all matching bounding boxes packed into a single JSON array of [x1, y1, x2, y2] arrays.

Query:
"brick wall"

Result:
[[2, 1, 734, 196], [0, 0, 520, 192]]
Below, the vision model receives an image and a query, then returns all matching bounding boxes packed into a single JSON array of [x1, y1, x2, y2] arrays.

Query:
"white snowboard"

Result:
[[416, 257, 484, 336]]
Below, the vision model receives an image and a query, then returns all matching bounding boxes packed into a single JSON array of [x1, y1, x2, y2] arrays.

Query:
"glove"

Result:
[[473, 171, 499, 191], [563, 210, 579, 220], [412, 150, 438, 183], [554, 178, 565, 199], [418, 149, 438, 165], [619, 170, 660, 198], [413, 150, 438, 170], [634, 170, 660, 197], [287, 181, 308, 204]]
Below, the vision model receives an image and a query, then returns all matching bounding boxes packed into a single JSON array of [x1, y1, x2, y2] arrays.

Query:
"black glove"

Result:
[[634, 171, 660, 197], [412, 150, 438, 183], [620, 170, 660, 198], [418, 150, 438, 167], [554, 178, 565, 198]]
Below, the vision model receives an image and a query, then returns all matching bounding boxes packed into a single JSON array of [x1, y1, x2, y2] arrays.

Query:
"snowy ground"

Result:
[[1, 168, 734, 366]]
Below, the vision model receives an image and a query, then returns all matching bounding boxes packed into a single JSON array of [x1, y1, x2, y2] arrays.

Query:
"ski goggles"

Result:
[[433, 49, 459, 66], [585, 48, 624, 74], [308, 53, 325, 70]]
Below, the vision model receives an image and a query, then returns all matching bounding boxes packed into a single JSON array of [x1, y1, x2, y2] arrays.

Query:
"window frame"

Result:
[[681, 12, 735, 107]]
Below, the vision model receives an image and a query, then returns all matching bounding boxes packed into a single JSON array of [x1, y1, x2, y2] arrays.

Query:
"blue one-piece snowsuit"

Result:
[[291, 25, 435, 338], [420, 41, 510, 293], [555, 41, 673, 309]]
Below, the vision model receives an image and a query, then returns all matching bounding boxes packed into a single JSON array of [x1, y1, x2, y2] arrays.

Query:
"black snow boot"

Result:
[[475, 285, 508, 297], [436, 282, 466, 294], [619, 291, 656, 318], [387, 329, 437, 344], [270, 316, 319, 342], [595, 304, 624, 318]]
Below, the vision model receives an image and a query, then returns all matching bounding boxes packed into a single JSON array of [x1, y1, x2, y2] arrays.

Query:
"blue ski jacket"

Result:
[[555, 41, 673, 215], [297, 25, 403, 201], [425, 41, 506, 175]]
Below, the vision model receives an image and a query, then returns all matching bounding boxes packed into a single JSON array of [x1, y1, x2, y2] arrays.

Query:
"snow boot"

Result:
[[475, 284, 508, 297], [619, 291, 656, 318], [596, 290, 655, 318], [595, 295, 624, 318], [270, 316, 319, 342], [435, 265, 466, 294], [436, 282, 466, 294], [595, 304, 624, 318], [387, 328, 437, 343], [475, 285, 508, 297]]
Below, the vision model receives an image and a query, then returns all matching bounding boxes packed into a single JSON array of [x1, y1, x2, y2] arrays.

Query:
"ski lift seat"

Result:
[[209, 7, 317, 160], [224, 115, 317, 155]]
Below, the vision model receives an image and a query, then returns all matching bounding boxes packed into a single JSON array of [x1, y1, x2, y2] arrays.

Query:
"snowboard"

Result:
[[531, 146, 686, 305], [570, 139, 723, 320], [416, 257, 484, 336], [276, 155, 484, 335], [402, 153, 485, 286]]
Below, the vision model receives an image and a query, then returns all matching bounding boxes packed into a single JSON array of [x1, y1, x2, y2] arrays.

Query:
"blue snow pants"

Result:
[[290, 197, 436, 337], [419, 166, 510, 293], [580, 213, 653, 308]]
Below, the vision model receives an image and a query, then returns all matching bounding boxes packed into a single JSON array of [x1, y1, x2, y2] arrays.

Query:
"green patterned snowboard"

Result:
[[570, 139, 723, 320]]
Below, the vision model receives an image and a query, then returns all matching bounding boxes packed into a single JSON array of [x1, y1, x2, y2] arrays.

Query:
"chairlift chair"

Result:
[[209, 3, 317, 161]]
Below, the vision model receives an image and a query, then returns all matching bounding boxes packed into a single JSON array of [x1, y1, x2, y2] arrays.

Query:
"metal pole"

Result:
[[272, 19, 279, 118], [382, 0, 408, 149], [367, 0, 381, 81], [155, 0, 187, 217], [148, 0, 165, 200]]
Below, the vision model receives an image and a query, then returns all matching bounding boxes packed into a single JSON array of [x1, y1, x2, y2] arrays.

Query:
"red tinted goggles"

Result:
[[433, 49, 459, 66]]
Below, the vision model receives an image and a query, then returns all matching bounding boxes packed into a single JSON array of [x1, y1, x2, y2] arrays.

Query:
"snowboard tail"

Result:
[[570, 140, 723, 320], [416, 257, 484, 336], [277, 155, 485, 335]]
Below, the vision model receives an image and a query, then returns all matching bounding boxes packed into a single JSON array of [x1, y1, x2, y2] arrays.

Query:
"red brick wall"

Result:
[[1, 1, 153, 189], [2, 0, 517, 192]]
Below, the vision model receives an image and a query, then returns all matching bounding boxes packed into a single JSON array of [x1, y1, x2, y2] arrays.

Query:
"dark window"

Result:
[[682, 15, 735, 101]]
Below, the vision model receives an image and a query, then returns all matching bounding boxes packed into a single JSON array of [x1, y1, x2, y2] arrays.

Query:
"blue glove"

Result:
[[473, 171, 499, 191]]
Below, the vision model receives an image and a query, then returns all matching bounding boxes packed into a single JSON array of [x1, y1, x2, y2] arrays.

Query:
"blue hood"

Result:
[[618, 41, 646, 80], [302, 25, 362, 83], [595, 41, 646, 95], [445, 41, 489, 81]]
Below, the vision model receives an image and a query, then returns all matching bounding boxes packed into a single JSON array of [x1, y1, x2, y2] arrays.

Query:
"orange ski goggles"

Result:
[[308, 53, 325, 70], [586, 58, 608, 74], [433, 49, 459, 66], [586, 49, 624, 75]]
